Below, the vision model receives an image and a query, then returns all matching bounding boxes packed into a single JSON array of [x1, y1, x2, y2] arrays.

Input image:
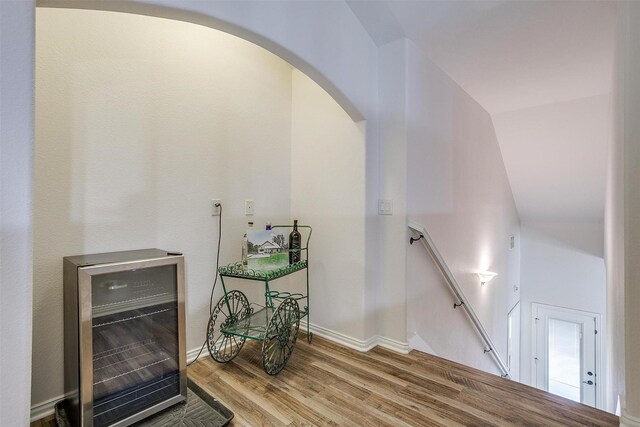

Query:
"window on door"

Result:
[[547, 318, 581, 401]]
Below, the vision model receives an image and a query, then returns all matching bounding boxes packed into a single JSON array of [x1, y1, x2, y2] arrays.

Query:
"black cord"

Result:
[[187, 203, 223, 367]]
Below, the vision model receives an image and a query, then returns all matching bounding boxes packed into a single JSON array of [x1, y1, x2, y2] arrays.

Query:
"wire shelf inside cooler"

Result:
[[92, 306, 173, 328], [91, 325, 180, 426], [93, 373, 181, 426], [92, 340, 173, 385], [91, 302, 179, 404], [92, 276, 177, 318], [92, 291, 171, 310]]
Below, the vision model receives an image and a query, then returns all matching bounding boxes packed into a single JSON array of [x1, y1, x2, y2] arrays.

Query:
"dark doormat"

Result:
[[55, 379, 234, 426]]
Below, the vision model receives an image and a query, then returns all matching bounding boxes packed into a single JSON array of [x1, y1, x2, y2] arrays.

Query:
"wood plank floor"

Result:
[[189, 335, 619, 427], [31, 334, 619, 426], [31, 414, 55, 427]]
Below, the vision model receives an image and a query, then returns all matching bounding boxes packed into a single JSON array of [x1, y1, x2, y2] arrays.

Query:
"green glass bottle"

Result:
[[288, 220, 301, 264]]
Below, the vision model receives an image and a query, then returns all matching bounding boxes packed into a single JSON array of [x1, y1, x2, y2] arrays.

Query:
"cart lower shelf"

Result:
[[221, 305, 309, 342], [207, 292, 305, 374]]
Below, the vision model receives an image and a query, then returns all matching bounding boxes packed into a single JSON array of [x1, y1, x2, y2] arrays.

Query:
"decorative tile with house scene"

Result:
[[247, 229, 289, 271]]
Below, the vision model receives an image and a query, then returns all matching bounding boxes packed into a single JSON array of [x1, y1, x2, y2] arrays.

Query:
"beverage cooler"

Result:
[[63, 249, 187, 427]]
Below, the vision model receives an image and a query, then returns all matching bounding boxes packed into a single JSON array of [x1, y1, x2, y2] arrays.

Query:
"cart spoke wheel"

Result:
[[207, 290, 251, 363], [262, 297, 300, 375]]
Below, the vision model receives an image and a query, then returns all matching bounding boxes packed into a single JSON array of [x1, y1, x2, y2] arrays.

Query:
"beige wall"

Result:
[[33, 7, 367, 412], [4, 0, 381, 422], [605, 14, 625, 407], [621, 1, 640, 424], [290, 70, 367, 340], [35, 7, 294, 405]]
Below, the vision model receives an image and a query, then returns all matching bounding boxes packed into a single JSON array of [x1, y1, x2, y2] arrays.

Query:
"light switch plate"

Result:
[[378, 199, 393, 215]]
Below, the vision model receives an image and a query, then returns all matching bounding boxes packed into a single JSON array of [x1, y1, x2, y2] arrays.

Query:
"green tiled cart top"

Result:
[[218, 260, 308, 281]]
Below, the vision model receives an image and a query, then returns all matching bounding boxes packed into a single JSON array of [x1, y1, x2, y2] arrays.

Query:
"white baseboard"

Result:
[[187, 345, 207, 364], [376, 335, 411, 354], [621, 411, 640, 427], [300, 321, 376, 352], [187, 322, 408, 358], [31, 325, 408, 422], [301, 321, 409, 354], [30, 393, 69, 422]]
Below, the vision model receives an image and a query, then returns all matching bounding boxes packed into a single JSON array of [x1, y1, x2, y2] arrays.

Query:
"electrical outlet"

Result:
[[245, 199, 254, 216], [211, 199, 221, 216]]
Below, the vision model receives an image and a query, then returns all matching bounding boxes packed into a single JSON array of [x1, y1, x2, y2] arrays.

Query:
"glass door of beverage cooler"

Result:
[[78, 257, 186, 427]]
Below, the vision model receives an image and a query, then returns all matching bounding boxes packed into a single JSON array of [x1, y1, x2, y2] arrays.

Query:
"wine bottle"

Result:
[[289, 220, 301, 264], [242, 221, 253, 268]]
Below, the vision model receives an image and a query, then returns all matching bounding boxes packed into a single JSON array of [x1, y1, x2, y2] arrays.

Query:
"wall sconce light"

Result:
[[477, 271, 497, 286]]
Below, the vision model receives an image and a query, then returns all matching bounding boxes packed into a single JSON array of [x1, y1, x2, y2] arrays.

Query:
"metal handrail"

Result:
[[408, 221, 511, 379]]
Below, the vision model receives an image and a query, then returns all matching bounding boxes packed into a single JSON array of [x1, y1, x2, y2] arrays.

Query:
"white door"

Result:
[[507, 302, 521, 382], [532, 303, 599, 408]]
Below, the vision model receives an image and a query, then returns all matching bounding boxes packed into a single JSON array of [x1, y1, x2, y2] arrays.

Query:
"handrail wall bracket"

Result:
[[409, 235, 424, 245]]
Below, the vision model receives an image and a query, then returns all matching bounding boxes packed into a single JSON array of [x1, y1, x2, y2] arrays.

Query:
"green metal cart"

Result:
[[206, 225, 312, 375]]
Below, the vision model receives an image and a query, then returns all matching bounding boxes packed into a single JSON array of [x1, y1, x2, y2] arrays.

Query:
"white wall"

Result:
[[290, 70, 366, 340], [39, 0, 377, 123], [34, 7, 295, 407], [0, 1, 34, 425], [92, 0, 383, 344], [376, 39, 409, 344], [11, 0, 607, 422], [519, 222, 606, 389], [406, 39, 521, 374], [492, 94, 610, 222], [34, 7, 370, 415], [7, 0, 384, 422], [36, 5, 383, 343]]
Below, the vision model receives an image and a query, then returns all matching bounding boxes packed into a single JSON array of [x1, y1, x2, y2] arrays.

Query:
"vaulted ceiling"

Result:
[[348, 0, 616, 222]]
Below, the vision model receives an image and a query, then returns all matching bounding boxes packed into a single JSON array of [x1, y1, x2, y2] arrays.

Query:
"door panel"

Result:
[[533, 304, 598, 408]]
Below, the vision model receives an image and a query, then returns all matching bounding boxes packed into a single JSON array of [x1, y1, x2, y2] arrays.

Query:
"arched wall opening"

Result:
[[37, 0, 367, 123], [32, 7, 367, 408]]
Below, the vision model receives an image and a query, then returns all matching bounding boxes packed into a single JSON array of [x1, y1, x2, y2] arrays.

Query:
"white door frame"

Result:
[[507, 301, 521, 382], [531, 303, 603, 409]]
